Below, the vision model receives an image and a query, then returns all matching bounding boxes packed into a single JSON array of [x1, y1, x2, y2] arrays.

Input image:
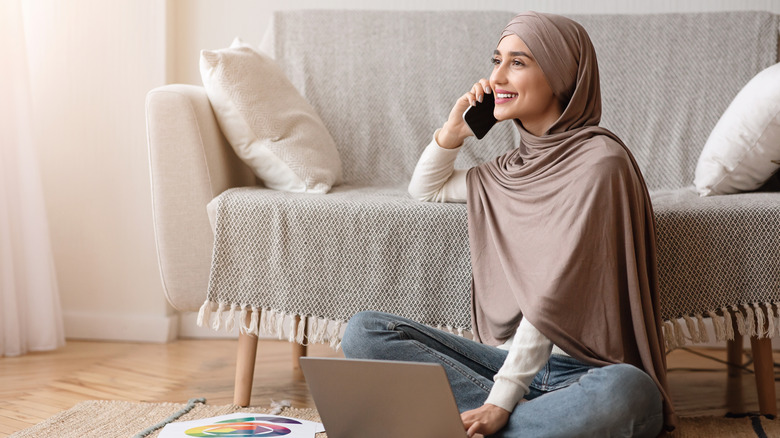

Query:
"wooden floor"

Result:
[[0, 339, 778, 436]]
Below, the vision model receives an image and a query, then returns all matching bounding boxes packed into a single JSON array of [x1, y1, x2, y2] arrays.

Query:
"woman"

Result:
[[342, 11, 676, 437]]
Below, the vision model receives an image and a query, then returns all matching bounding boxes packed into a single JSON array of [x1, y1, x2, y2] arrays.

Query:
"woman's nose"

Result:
[[491, 65, 507, 85]]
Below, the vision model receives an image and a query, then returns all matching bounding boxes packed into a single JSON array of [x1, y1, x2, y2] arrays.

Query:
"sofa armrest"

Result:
[[146, 84, 255, 312]]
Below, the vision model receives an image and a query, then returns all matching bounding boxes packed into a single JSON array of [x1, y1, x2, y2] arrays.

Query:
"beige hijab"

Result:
[[465, 11, 677, 431]]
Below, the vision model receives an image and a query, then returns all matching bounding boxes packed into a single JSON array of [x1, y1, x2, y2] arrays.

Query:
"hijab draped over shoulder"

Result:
[[465, 11, 677, 430]]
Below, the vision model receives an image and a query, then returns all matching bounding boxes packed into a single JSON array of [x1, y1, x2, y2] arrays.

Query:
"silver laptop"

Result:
[[300, 357, 469, 438]]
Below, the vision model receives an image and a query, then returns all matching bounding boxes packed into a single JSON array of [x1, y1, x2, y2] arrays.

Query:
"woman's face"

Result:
[[489, 34, 562, 135]]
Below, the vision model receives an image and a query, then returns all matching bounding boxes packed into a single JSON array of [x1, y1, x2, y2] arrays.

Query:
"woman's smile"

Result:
[[494, 88, 518, 104]]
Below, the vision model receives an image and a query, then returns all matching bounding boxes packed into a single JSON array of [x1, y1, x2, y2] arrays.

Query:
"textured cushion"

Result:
[[199, 38, 342, 193], [694, 62, 780, 196]]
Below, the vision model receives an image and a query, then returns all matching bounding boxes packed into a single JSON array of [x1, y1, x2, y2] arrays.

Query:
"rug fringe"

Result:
[[132, 397, 206, 438], [663, 302, 777, 350]]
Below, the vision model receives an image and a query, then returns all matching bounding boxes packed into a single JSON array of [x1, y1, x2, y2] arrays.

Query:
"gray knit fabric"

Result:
[[208, 185, 472, 329], [203, 10, 780, 347]]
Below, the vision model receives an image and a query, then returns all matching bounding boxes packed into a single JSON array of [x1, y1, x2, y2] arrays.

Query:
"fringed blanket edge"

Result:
[[196, 300, 473, 350], [662, 302, 780, 351]]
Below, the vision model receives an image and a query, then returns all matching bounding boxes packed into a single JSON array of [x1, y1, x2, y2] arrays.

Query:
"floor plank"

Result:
[[0, 339, 777, 436]]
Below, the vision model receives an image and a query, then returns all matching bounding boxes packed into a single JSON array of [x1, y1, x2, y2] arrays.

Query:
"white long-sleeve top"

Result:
[[408, 131, 568, 411]]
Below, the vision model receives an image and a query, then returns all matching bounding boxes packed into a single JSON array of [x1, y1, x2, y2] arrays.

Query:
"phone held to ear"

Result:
[[462, 92, 497, 140]]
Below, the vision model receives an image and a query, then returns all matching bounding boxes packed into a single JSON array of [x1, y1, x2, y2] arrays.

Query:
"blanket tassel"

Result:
[[753, 302, 765, 338], [683, 315, 699, 343], [708, 310, 725, 342], [225, 304, 237, 332], [211, 302, 226, 331], [296, 315, 307, 345], [696, 313, 709, 343], [197, 301, 212, 328], [329, 320, 343, 349], [744, 303, 755, 338], [249, 307, 260, 336], [723, 306, 735, 341], [238, 306, 249, 334]]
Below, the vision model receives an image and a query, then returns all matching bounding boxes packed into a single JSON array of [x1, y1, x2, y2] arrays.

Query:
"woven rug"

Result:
[[9, 399, 780, 438]]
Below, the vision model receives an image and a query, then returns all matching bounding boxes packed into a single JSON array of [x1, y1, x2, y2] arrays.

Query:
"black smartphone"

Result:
[[462, 92, 497, 139]]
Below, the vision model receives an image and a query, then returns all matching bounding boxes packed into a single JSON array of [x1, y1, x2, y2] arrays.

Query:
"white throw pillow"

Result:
[[200, 38, 342, 193], [694, 62, 780, 196]]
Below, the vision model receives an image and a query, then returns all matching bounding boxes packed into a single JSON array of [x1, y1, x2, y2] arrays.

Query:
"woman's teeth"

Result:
[[497, 93, 517, 99]]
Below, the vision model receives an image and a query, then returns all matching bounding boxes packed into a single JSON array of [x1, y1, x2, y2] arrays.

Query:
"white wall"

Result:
[[18, 0, 780, 342], [172, 0, 780, 85]]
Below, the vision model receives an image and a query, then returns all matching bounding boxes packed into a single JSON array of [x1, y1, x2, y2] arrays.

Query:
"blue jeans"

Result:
[[342, 311, 663, 438]]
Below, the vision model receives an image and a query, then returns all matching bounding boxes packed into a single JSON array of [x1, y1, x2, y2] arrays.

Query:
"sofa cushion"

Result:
[[199, 38, 342, 193], [205, 186, 780, 328], [694, 62, 780, 196]]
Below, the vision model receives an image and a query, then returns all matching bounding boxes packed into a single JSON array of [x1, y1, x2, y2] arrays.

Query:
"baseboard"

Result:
[[64, 311, 179, 343], [178, 312, 239, 339]]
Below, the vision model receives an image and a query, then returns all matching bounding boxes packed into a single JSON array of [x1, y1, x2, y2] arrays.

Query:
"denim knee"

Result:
[[586, 364, 663, 437], [341, 310, 385, 359]]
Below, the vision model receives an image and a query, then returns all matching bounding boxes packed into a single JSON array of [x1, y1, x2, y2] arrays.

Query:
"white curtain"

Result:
[[0, 0, 65, 356]]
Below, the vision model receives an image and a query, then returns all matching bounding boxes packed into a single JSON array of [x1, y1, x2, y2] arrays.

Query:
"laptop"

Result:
[[300, 357, 469, 438]]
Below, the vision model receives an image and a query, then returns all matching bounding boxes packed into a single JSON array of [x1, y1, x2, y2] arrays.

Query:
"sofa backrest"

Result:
[[263, 10, 779, 191]]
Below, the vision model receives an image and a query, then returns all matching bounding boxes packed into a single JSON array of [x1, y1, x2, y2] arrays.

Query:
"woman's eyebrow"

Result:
[[493, 49, 533, 59]]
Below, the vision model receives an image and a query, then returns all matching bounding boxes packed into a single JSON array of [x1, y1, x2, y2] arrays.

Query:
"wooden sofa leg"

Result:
[[726, 333, 745, 414], [750, 334, 777, 417], [292, 315, 308, 371], [234, 330, 259, 406], [292, 343, 308, 371]]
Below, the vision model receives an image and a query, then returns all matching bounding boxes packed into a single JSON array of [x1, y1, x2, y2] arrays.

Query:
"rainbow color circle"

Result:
[[185, 416, 302, 437]]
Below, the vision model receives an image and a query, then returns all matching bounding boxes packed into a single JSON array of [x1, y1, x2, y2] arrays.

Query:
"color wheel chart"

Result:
[[185, 416, 302, 437]]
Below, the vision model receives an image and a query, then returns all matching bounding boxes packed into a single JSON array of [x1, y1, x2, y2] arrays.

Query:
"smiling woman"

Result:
[[345, 10, 676, 438]]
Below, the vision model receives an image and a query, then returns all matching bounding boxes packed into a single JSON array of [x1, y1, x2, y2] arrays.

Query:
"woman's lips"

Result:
[[494, 89, 518, 105]]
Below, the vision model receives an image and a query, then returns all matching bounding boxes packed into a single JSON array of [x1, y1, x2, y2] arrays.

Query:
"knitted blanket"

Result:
[[200, 185, 780, 350]]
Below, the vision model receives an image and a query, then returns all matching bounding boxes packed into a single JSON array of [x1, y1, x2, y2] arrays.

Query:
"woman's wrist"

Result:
[[436, 124, 466, 149]]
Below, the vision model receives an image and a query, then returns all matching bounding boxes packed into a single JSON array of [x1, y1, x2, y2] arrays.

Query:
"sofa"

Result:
[[146, 10, 780, 414]]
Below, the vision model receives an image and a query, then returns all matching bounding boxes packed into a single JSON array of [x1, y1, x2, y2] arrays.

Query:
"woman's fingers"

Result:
[[467, 421, 483, 437], [465, 91, 476, 107], [472, 83, 484, 103], [469, 79, 492, 105], [479, 78, 492, 95]]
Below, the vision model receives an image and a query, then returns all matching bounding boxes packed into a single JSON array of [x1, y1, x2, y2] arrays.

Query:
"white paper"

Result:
[[158, 412, 323, 437]]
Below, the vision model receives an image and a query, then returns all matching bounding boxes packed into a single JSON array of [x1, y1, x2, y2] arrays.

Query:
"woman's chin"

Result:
[[493, 109, 518, 122]]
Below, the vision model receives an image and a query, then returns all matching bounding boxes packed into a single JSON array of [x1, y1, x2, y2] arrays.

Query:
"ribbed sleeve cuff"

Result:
[[485, 378, 528, 412]]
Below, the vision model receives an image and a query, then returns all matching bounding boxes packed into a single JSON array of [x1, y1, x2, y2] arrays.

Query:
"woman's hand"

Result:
[[437, 79, 493, 149], [461, 403, 511, 437]]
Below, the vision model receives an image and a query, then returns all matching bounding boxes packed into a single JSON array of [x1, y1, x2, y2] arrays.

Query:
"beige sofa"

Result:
[[147, 10, 780, 414]]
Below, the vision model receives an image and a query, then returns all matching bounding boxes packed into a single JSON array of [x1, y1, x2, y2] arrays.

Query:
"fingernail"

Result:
[[477, 95, 483, 103], [484, 86, 490, 93]]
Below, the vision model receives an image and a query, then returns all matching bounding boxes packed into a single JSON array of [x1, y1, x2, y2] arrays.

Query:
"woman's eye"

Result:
[[490, 57, 501, 66], [512, 59, 524, 67]]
